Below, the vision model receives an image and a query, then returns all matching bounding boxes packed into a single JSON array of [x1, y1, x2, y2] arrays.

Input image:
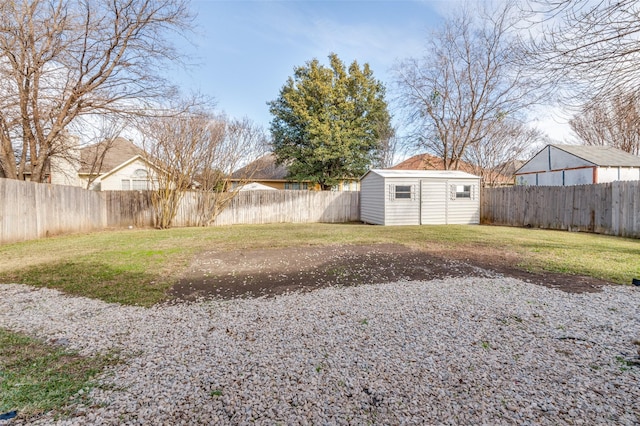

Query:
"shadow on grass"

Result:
[[0, 261, 170, 306]]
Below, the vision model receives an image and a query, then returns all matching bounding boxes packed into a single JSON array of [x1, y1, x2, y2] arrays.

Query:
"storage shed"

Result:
[[360, 169, 481, 226], [515, 144, 640, 186]]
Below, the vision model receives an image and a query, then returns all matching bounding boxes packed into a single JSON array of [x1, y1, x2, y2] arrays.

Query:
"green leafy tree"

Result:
[[268, 54, 392, 190]]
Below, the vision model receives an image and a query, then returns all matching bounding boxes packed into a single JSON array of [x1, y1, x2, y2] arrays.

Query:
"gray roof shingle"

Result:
[[553, 145, 640, 167], [79, 137, 145, 175], [231, 154, 288, 180]]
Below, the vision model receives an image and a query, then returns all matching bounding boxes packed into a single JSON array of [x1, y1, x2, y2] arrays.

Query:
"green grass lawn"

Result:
[[0, 223, 638, 306], [0, 223, 638, 421], [0, 329, 119, 419]]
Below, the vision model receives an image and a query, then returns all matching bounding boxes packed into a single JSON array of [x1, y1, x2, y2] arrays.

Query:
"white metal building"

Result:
[[515, 145, 640, 186], [360, 169, 481, 226]]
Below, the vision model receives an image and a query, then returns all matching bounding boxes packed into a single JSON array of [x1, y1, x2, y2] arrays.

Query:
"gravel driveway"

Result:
[[1, 277, 639, 425]]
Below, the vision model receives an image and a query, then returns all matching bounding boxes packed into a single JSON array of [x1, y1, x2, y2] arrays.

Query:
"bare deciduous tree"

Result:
[[47, 117, 132, 189], [570, 92, 640, 156], [373, 125, 398, 169], [141, 110, 268, 229], [0, 0, 192, 182], [394, 2, 541, 172], [523, 0, 640, 101], [193, 116, 269, 227], [463, 121, 545, 186]]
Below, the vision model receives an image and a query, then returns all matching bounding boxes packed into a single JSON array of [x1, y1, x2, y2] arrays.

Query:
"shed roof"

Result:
[[364, 169, 480, 179], [547, 145, 640, 167]]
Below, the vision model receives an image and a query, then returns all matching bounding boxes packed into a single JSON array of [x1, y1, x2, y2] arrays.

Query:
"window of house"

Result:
[[285, 182, 307, 190], [395, 185, 412, 199], [133, 169, 148, 178], [132, 179, 149, 190], [455, 185, 471, 198], [121, 179, 130, 190]]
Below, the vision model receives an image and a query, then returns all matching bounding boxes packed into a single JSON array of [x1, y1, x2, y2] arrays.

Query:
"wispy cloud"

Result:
[[252, 1, 435, 73]]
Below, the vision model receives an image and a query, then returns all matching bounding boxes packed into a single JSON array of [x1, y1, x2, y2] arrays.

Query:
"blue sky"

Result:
[[169, 0, 571, 143], [170, 1, 447, 128]]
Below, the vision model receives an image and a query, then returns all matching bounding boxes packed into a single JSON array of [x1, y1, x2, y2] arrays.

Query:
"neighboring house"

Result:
[[515, 144, 640, 186], [496, 159, 526, 181], [390, 153, 477, 174], [49, 137, 162, 190], [360, 169, 481, 226], [390, 153, 513, 186], [230, 153, 360, 191], [236, 182, 278, 191]]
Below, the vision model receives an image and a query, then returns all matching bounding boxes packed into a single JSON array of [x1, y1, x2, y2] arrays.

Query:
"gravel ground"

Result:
[[1, 278, 639, 425]]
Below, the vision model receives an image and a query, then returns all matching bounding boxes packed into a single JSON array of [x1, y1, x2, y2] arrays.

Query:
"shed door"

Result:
[[420, 180, 448, 225]]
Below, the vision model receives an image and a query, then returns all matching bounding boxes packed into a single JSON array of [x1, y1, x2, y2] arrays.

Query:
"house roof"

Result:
[[237, 182, 278, 191], [389, 152, 513, 184], [365, 169, 480, 179], [546, 145, 640, 167], [79, 137, 146, 175], [497, 159, 526, 176], [390, 153, 476, 173], [97, 155, 160, 181], [231, 153, 289, 180]]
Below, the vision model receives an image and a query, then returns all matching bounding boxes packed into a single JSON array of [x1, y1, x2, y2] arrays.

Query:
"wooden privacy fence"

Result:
[[0, 179, 361, 244], [213, 190, 360, 225], [101, 190, 361, 228], [0, 178, 106, 244], [481, 181, 640, 238], [3, 179, 639, 244]]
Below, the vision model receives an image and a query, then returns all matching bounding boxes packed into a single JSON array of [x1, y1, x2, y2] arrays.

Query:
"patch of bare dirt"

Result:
[[169, 243, 609, 301]]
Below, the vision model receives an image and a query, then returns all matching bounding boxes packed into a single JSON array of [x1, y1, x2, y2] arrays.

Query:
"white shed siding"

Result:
[[518, 166, 640, 186], [421, 180, 447, 224], [383, 178, 420, 226], [517, 152, 548, 174], [360, 172, 385, 225], [621, 167, 640, 181], [537, 170, 562, 186], [599, 166, 640, 183], [519, 145, 593, 174], [549, 146, 592, 169], [359, 170, 480, 226], [445, 180, 481, 224], [516, 174, 537, 186], [516, 145, 640, 186], [564, 168, 594, 186]]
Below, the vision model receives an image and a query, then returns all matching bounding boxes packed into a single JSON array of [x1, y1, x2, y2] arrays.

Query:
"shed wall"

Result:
[[360, 172, 385, 225], [383, 178, 420, 225], [621, 167, 640, 180], [519, 146, 593, 174], [421, 180, 447, 224], [443, 179, 481, 224], [360, 173, 480, 225], [599, 166, 640, 183], [538, 171, 562, 186], [550, 146, 591, 170], [518, 169, 593, 186], [565, 168, 594, 185]]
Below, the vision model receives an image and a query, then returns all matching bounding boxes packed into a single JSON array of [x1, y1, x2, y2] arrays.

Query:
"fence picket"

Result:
[[481, 182, 640, 238], [2, 180, 639, 244], [0, 180, 361, 244]]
